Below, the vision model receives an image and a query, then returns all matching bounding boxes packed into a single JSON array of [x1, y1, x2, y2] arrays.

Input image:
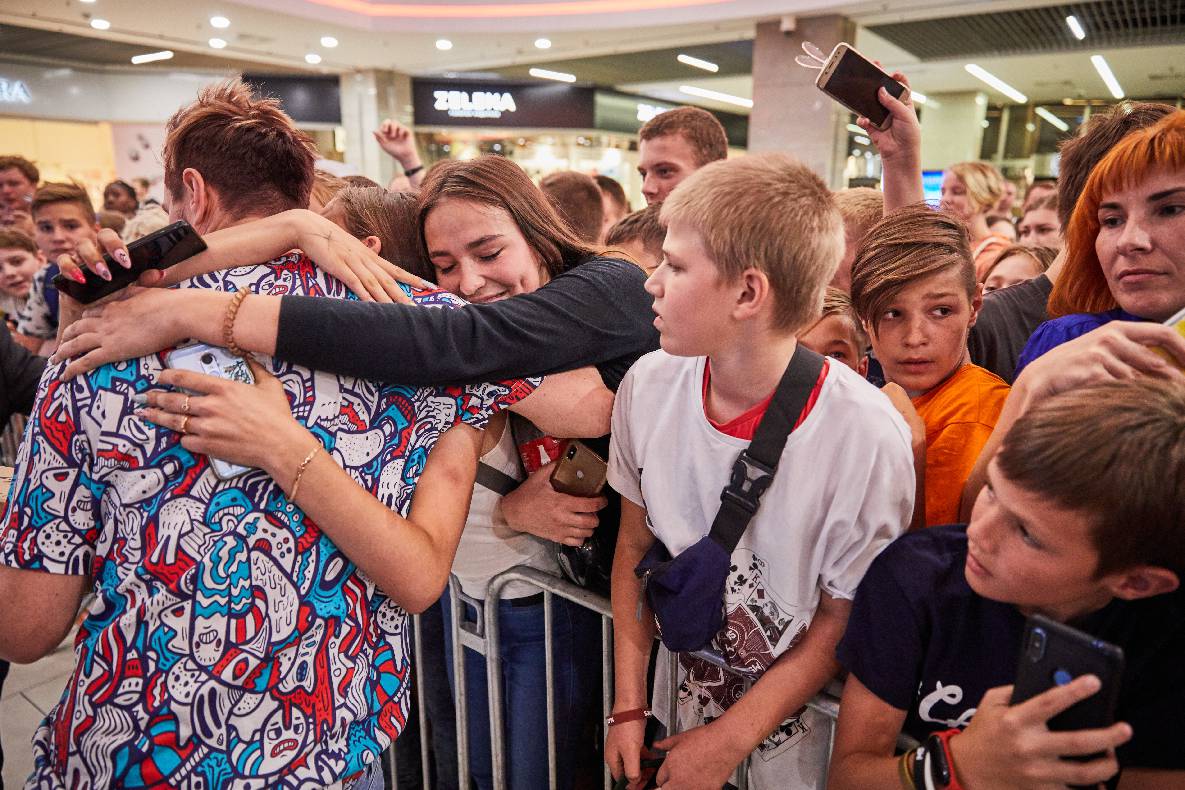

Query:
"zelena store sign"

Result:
[[413, 80, 595, 128], [0, 78, 32, 105]]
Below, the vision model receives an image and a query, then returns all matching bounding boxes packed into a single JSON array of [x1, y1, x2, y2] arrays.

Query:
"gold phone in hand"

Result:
[[549, 440, 607, 497]]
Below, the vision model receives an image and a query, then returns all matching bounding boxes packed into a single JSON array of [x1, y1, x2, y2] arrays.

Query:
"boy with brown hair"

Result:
[[637, 106, 728, 205], [830, 376, 1185, 789], [540, 170, 604, 243], [14, 182, 100, 352], [831, 187, 884, 292], [850, 204, 1009, 527], [604, 204, 664, 275], [0, 155, 39, 237], [606, 153, 913, 789], [799, 287, 869, 376], [0, 229, 45, 323]]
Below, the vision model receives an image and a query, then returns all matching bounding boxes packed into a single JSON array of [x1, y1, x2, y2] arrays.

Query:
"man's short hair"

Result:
[[819, 286, 869, 350], [639, 107, 728, 167], [0, 156, 39, 185], [1056, 102, 1174, 228], [163, 77, 317, 217], [1052, 110, 1185, 318], [594, 174, 629, 215], [947, 162, 1004, 214], [832, 187, 884, 245], [996, 378, 1185, 578], [32, 182, 96, 225], [0, 229, 38, 255], [850, 204, 974, 336], [660, 153, 842, 333], [539, 171, 604, 244], [605, 204, 664, 262], [1020, 191, 1058, 220]]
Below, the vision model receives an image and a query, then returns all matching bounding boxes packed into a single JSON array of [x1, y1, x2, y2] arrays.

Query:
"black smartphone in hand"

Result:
[[1011, 615, 1124, 735], [52, 220, 207, 304], [815, 43, 909, 130]]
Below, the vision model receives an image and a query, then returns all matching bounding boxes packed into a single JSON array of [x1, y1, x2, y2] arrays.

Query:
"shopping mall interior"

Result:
[[1, 0, 1183, 208]]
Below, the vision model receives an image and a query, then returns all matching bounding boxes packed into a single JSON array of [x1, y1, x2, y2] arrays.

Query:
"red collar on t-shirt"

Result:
[[702, 358, 829, 440]]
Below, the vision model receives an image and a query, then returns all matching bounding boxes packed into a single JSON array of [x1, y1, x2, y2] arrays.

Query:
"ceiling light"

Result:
[[529, 67, 576, 83], [435, 38, 453, 51], [1025, 122, 1037, 132], [677, 54, 719, 73], [846, 123, 865, 135], [208, 37, 227, 49], [131, 50, 174, 65], [1034, 106, 1070, 132], [210, 15, 230, 28], [90, 18, 111, 30], [1066, 15, 1086, 40], [910, 91, 928, 105], [320, 36, 338, 48], [679, 85, 752, 108], [964, 64, 1027, 103], [854, 135, 871, 146], [534, 37, 552, 49], [1091, 55, 1125, 99], [305, 53, 322, 65], [79, 0, 96, 3]]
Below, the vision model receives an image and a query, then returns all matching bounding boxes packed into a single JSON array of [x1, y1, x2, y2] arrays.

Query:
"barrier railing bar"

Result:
[[544, 589, 558, 790], [411, 613, 432, 788], [601, 613, 614, 790], [448, 576, 474, 788]]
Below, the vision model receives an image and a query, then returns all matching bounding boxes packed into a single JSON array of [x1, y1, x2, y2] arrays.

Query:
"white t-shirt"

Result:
[[607, 351, 914, 789], [452, 417, 560, 600]]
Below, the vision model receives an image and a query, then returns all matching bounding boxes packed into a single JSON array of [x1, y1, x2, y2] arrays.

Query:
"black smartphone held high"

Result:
[[1010, 615, 1125, 735], [52, 220, 207, 304], [815, 43, 909, 130]]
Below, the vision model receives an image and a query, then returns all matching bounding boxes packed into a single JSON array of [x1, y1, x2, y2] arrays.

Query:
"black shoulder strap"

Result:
[[709, 344, 825, 554]]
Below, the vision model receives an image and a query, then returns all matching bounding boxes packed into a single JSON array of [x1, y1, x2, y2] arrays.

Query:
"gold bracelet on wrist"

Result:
[[898, 748, 919, 790], [289, 446, 319, 500], [223, 289, 250, 357]]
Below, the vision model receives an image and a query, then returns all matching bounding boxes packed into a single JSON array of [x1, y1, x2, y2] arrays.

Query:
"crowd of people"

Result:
[[0, 69, 1181, 790]]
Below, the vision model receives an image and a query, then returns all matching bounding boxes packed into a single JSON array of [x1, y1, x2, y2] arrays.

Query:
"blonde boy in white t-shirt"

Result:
[[604, 154, 915, 790]]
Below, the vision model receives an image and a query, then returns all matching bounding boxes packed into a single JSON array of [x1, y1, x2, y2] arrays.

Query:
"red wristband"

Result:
[[606, 707, 652, 727], [932, 728, 967, 790]]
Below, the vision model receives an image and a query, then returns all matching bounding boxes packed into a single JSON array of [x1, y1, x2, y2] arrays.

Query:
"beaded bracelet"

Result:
[[223, 289, 250, 357]]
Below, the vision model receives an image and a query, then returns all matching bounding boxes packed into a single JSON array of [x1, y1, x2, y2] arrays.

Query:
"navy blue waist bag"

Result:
[[634, 346, 824, 653]]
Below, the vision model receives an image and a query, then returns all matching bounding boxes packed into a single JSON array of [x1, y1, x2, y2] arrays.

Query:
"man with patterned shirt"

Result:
[[0, 80, 534, 789]]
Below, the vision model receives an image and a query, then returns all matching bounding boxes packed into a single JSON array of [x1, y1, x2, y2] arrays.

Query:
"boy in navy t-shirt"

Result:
[[830, 377, 1185, 790]]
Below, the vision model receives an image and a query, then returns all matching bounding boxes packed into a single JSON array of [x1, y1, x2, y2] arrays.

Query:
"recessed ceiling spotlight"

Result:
[[534, 37, 552, 49], [131, 50, 174, 65], [529, 67, 576, 83], [320, 36, 338, 48], [964, 64, 1027, 103], [208, 37, 227, 49], [210, 16, 230, 29], [1065, 15, 1086, 40], [436, 39, 453, 51], [90, 18, 111, 30], [679, 84, 752, 108], [305, 53, 322, 64], [677, 54, 719, 73]]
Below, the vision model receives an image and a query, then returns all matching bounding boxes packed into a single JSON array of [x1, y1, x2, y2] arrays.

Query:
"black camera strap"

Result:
[[709, 344, 825, 554]]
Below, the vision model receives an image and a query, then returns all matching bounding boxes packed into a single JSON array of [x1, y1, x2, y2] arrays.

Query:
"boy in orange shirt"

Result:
[[851, 204, 1010, 526]]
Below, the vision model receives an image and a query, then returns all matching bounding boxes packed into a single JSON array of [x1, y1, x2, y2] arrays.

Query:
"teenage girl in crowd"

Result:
[[940, 161, 1011, 281], [981, 245, 1057, 294]]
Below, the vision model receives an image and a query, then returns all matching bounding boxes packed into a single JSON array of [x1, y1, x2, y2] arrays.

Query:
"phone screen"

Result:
[[824, 48, 907, 126], [53, 220, 206, 304]]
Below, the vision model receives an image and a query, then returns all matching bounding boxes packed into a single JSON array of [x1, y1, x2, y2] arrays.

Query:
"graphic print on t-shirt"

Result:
[[678, 550, 811, 762]]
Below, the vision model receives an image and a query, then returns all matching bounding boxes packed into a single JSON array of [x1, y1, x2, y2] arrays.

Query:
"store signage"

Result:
[[0, 78, 32, 105], [434, 90, 518, 119], [413, 79, 595, 129]]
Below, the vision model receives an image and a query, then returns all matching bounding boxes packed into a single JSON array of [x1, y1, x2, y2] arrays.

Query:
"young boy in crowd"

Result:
[[14, 182, 100, 354], [831, 187, 884, 292], [799, 287, 869, 376], [637, 106, 728, 205], [0, 229, 45, 325], [0, 155, 39, 238], [830, 377, 1185, 789], [850, 204, 1009, 527], [605, 153, 914, 789], [604, 204, 664, 275]]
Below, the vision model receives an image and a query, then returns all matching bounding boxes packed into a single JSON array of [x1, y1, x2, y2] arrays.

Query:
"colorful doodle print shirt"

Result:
[[0, 253, 537, 789]]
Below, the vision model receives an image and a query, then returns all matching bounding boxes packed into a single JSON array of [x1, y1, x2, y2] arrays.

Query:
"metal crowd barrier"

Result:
[[417, 566, 849, 790]]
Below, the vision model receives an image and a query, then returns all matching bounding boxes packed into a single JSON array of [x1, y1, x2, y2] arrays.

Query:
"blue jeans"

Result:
[[441, 587, 599, 790]]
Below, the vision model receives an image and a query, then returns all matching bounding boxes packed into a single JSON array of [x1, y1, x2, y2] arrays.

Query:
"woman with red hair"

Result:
[[1014, 110, 1185, 375]]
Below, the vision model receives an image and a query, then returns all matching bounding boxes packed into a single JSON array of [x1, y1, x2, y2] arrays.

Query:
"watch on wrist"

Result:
[[923, 729, 966, 790], [402, 164, 424, 177]]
